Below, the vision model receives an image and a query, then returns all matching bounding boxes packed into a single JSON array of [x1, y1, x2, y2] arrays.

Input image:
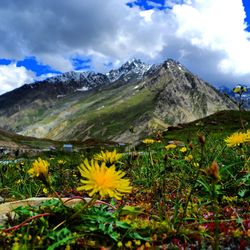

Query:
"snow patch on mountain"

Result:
[[106, 59, 152, 82]]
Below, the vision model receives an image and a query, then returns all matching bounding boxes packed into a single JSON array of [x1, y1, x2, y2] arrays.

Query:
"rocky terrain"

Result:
[[0, 59, 237, 143]]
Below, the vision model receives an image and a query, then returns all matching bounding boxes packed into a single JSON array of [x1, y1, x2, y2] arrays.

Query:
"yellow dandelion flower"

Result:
[[142, 139, 155, 144], [165, 144, 177, 150], [28, 158, 49, 180], [184, 154, 193, 162], [94, 149, 122, 165], [224, 131, 248, 147], [77, 159, 132, 200], [180, 147, 187, 153]]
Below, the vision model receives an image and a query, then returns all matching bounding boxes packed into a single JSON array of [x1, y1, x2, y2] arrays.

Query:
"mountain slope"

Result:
[[0, 59, 237, 143]]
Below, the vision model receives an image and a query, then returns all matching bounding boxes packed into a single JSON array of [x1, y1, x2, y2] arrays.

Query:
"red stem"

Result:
[[3, 213, 50, 233]]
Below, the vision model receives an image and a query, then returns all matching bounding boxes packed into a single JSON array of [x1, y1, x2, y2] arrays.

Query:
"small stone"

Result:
[[0, 197, 4, 204]]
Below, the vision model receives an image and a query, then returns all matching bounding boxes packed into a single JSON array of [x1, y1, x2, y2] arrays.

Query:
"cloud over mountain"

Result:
[[0, 0, 250, 94], [0, 64, 35, 94]]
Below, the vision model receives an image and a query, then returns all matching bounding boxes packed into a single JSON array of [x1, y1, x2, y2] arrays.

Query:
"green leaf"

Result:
[[120, 206, 144, 216], [238, 189, 247, 197], [116, 221, 132, 229], [129, 232, 151, 241]]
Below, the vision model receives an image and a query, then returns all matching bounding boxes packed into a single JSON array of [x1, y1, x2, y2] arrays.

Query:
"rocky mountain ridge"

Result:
[[0, 58, 237, 143]]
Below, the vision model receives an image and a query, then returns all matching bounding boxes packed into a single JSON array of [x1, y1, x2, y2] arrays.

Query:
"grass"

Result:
[[0, 110, 249, 249]]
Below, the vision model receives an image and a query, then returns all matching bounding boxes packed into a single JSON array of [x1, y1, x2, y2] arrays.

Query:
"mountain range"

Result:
[[0, 59, 237, 143]]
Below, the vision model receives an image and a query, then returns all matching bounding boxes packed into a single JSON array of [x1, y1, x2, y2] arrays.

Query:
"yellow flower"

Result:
[[94, 149, 122, 165], [142, 139, 155, 144], [184, 154, 193, 162], [193, 162, 199, 168], [125, 241, 132, 248], [28, 158, 49, 180], [245, 130, 250, 141], [57, 160, 66, 164], [233, 86, 247, 93], [43, 188, 48, 194], [77, 159, 132, 200], [224, 131, 248, 147], [16, 179, 22, 185], [165, 144, 177, 150], [179, 147, 187, 153]]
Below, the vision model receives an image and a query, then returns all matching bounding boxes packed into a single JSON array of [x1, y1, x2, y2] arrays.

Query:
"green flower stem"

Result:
[[176, 141, 205, 232], [212, 181, 219, 250], [46, 181, 65, 206]]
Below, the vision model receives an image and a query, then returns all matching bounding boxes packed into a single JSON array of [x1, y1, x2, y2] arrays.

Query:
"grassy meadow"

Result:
[[0, 111, 249, 249]]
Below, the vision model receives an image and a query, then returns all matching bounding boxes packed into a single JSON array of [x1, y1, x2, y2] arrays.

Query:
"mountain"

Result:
[[0, 59, 237, 143]]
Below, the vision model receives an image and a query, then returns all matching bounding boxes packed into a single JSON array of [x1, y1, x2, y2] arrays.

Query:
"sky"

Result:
[[0, 0, 250, 94]]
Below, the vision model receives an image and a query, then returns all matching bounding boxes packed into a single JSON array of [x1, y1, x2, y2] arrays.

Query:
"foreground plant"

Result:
[[77, 159, 132, 200], [28, 158, 64, 204]]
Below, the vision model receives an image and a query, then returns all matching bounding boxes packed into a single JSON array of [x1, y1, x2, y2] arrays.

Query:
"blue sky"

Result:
[[0, 0, 250, 94]]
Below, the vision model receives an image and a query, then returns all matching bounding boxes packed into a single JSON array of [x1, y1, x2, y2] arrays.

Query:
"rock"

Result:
[[0, 197, 91, 225], [0, 196, 4, 204]]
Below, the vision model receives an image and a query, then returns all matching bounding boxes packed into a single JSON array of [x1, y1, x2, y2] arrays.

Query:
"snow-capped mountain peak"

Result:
[[106, 58, 152, 82]]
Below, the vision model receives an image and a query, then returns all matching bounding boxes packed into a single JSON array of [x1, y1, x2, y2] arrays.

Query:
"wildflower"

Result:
[[233, 85, 247, 94], [57, 160, 66, 164], [224, 131, 248, 147], [232, 229, 242, 237], [43, 188, 48, 194], [28, 158, 49, 180], [117, 241, 123, 248], [77, 159, 132, 200], [16, 179, 22, 185], [145, 242, 151, 248], [193, 162, 199, 168], [142, 139, 155, 144], [179, 147, 187, 153], [125, 241, 132, 248], [207, 161, 220, 181], [245, 130, 250, 141], [184, 154, 193, 162], [94, 149, 122, 165], [134, 240, 141, 246], [222, 195, 237, 203], [165, 144, 177, 150]]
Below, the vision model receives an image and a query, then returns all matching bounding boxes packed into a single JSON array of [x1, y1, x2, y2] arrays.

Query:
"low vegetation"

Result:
[[0, 110, 249, 249]]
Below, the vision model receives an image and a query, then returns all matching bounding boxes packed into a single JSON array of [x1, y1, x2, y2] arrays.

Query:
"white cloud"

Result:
[[172, 0, 250, 76], [0, 64, 35, 94], [139, 9, 154, 22], [0, 0, 250, 89]]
